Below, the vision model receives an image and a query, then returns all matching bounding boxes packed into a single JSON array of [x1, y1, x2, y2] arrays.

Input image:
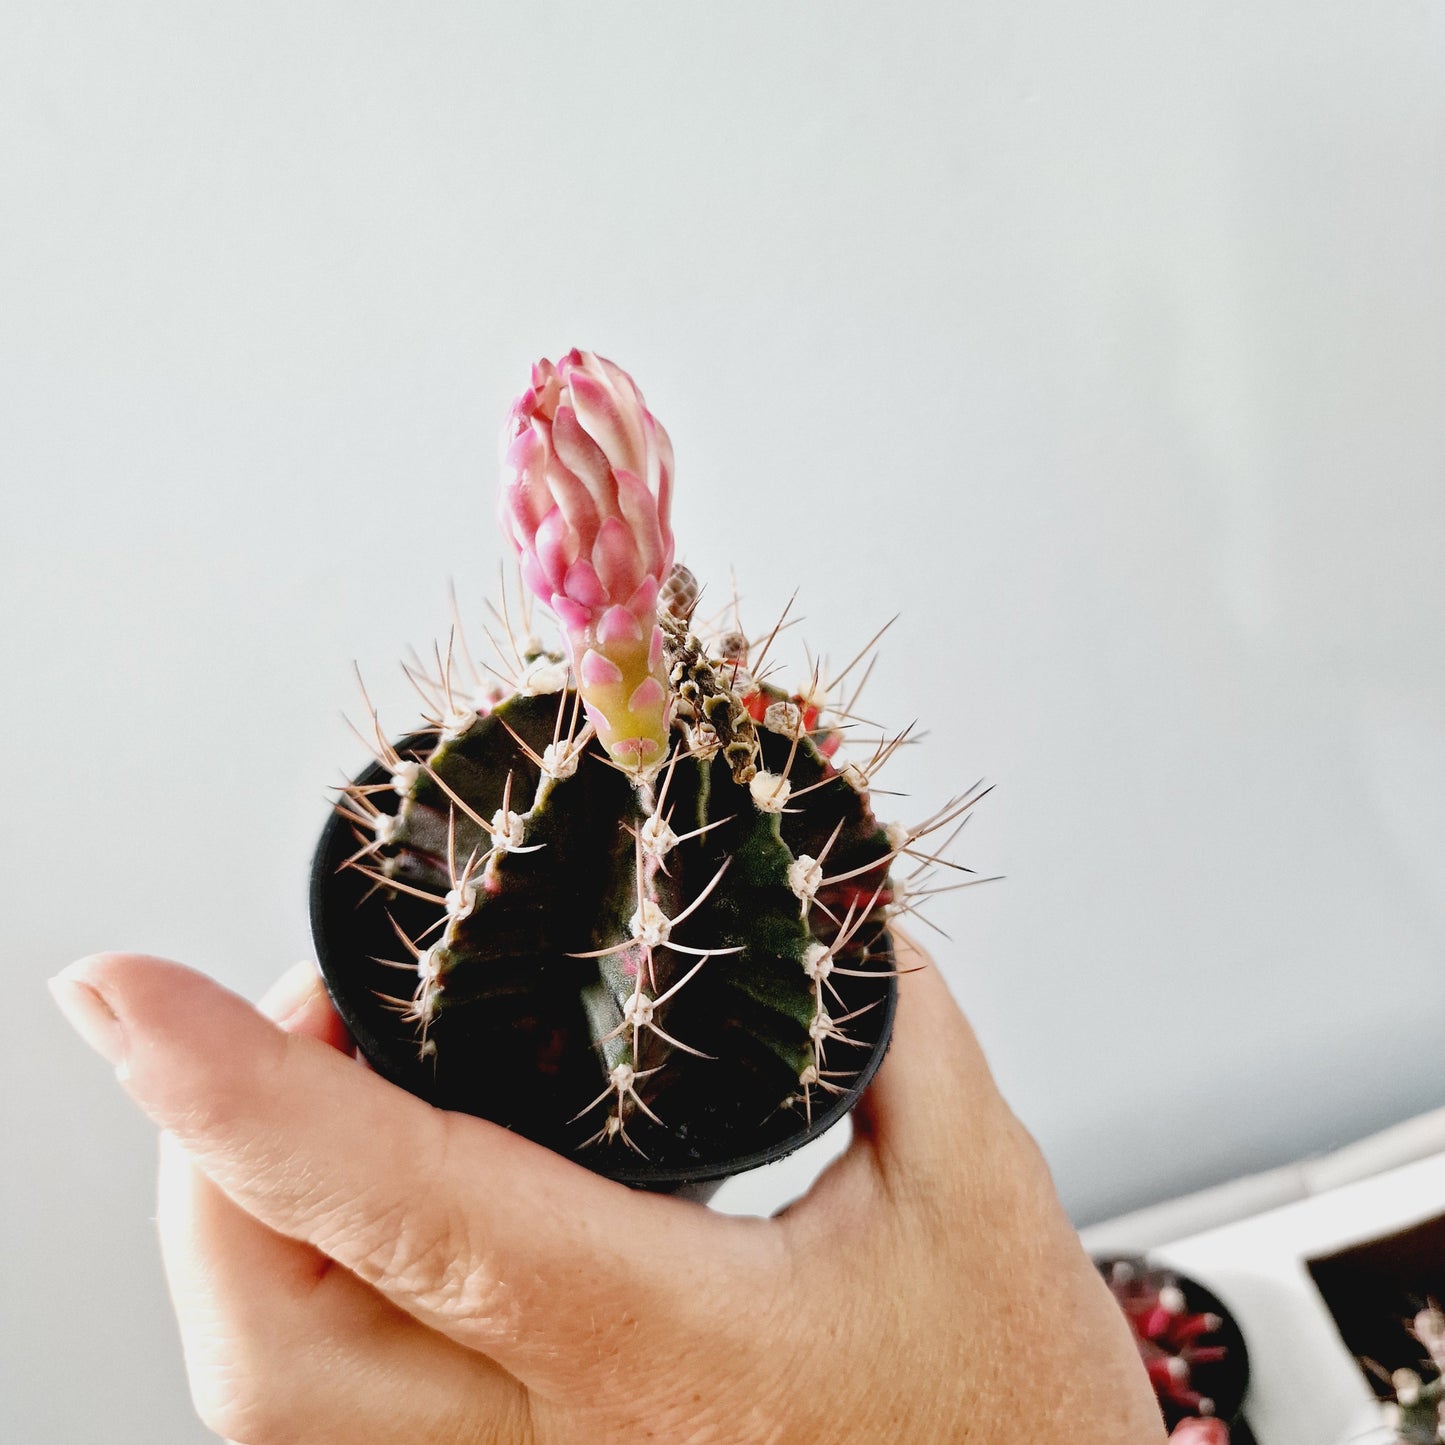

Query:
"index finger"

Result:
[[52, 952, 774, 1397], [850, 931, 1014, 1175]]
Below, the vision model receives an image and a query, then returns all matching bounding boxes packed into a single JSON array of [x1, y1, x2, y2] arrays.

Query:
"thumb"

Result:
[[255, 959, 353, 1051], [50, 951, 757, 1399]]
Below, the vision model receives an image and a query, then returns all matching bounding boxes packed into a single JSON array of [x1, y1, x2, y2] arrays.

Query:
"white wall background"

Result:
[[3, 4, 1442, 1439]]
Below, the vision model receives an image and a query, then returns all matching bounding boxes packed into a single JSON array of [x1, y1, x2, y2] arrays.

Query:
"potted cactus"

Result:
[[1097, 1257, 1253, 1444], [311, 350, 983, 1195], [1370, 1308, 1445, 1445]]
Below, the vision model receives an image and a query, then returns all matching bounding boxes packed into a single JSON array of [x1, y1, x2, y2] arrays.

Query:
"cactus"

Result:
[[316, 349, 985, 1175], [1099, 1258, 1247, 1442], [1373, 1308, 1445, 1445]]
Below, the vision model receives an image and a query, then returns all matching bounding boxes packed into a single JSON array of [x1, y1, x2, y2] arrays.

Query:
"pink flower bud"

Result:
[[499, 350, 676, 766]]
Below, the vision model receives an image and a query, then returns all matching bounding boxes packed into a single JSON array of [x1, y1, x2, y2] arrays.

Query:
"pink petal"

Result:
[[598, 604, 643, 647], [501, 404, 531, 451], [503, 419, 543, 475], [595, 354, 652, 426], [534, 506, 576, 592], [645, 414, 676, 572], [542, 454, 601, 553], [528, 358, 561, 417], [568, 367, 645, 478], [497, 490, 520, 553], [551, 594, 590, 634], [504, 476, 551, 545], [508, 411, 599, 550], [613, 468, 665, 576], [552, 405, 620, 522], [502, 433, 553, 528], [628, 677, 665, 711], [563, 558, 609, 609], [626, 574, 659, 620], [593, 516, 643, 600], [579, 697, 613, 734], [580, 648, 624, 686], [519, 553, 550, 603]]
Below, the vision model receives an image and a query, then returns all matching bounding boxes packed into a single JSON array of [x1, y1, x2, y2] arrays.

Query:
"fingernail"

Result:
[[257, 959, 322, 1024], [49, 962, 128, 1072]]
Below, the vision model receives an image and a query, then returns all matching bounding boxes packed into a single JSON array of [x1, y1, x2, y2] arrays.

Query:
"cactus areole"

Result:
[[311, 349, 983, 1192]]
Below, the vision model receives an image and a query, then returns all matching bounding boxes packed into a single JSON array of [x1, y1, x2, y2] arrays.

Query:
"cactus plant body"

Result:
[[1099, 1257, 1250, 1441], [313, 349, 984, 1180], [1375, 1307, 1445, 1445]]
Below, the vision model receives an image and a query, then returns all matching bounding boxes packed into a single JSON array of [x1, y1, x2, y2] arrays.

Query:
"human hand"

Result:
[[50, 934, 1166, 1443]]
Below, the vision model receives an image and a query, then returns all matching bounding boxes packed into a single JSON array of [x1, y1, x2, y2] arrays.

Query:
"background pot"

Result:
[[1095, 1254, 1252, 1438]]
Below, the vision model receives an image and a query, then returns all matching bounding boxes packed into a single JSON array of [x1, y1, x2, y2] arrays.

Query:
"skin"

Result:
[[50, 934, 1166, 1444]]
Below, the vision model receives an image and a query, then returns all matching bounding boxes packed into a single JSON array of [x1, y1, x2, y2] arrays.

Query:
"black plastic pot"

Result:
[[310, 746, 898, 1202]]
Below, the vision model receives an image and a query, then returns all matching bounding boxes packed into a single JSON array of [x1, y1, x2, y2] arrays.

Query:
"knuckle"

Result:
[[342, 1119, 519, 1336], [892, 1098, 1056, 1237], [355, 1195, 466, 1298], [414, 1220, 521, 1335]]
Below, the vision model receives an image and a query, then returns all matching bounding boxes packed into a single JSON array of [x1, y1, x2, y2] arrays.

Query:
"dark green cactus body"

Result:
[[1397, 1382, 1445, 1445], [324, 656, 899, 1169]]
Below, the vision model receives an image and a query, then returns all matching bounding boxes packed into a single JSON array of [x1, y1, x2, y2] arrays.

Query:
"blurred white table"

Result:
[[1081, 1109, 1445, 1445]]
